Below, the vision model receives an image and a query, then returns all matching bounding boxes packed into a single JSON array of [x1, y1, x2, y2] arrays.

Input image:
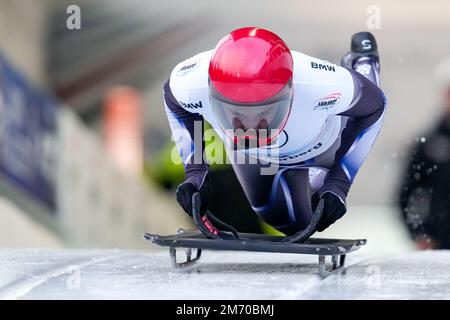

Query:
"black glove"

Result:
[[311, 192, 347, 232], [176, 174, 212, 217]]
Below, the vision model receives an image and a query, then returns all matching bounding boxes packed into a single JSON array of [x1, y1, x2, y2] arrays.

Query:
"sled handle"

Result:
[[192, 192, 240, 239], [281, 198, 325, 243], [192, 193, 219, 238], [206, 210, 240, 239]]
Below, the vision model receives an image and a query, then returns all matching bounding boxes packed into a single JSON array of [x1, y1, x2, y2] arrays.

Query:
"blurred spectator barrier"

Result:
[[0, 53, 188, 248], [0, 54, 57, 209]]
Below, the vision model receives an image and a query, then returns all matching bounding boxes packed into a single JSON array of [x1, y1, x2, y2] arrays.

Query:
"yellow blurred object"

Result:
[[146, 122, 228, 189], [144, 142, 185, 189], [260, 221, 285, 236]]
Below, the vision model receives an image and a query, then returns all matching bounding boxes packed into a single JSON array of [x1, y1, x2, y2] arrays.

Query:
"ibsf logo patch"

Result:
[[177, 62, 198, 76], [313, 93, 342, 110]]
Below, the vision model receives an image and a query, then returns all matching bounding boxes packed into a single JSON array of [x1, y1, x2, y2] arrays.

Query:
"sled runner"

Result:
[[144, 193, 366, 278]]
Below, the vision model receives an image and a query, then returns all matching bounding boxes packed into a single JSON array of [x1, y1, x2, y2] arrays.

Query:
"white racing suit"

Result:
[[164, 50, 386, 235]]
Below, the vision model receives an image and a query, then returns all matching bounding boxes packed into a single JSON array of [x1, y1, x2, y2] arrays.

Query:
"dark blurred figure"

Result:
[[399, 58, 450, 250]]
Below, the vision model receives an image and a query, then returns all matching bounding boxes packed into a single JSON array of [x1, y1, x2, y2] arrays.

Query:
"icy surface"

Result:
[[0, 248, 449, 299]]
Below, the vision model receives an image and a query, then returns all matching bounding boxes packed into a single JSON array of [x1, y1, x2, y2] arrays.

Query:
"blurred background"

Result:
[[1, 0, 449, 253]]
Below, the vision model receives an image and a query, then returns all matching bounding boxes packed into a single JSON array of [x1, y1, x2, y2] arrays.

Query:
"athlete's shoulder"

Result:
[[291, 51, 353, 86], [291, 51, 355, 114], [168, 50, 212, 105]]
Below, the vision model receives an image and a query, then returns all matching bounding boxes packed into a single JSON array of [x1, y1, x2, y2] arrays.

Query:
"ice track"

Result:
[[0, 249, 449, 299]]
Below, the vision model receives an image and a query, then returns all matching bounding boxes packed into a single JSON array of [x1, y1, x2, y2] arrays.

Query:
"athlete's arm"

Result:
[[320, 69, 387, 202], [163, 79, 211, 215]]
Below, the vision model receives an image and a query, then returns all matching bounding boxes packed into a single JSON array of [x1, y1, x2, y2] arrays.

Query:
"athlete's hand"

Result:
[[176, 174, 212, 217], [311, 192, 347, 232]]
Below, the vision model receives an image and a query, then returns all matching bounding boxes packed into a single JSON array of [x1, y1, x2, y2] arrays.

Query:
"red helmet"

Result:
[[209, 27, 294, 147]]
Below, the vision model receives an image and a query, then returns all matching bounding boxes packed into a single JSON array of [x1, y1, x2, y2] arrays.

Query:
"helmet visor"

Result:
[[210, 80, 293, 147]]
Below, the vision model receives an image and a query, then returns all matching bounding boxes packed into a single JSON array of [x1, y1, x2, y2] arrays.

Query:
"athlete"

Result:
[[163, 27, 387, 236]]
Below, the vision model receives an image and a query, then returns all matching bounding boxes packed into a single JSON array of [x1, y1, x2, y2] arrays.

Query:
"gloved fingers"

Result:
[[176, 183, 197, 215], [316, 198, 347, 232], [316, 215, 335, 232]]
